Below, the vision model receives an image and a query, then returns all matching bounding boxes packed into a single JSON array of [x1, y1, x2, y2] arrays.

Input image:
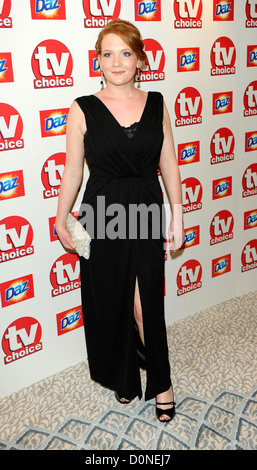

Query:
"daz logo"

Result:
[[135, 0, 161, 21], [178, 140, 200, 165], [32, 39, 73, 89], [210, 209, 234, 245], [41, 152, 65, 199], [57, 306, 84, 336], [0, 216, 34, 263], [83, 0, 121, 28], [177, 47, 199, 72], [30, 0, 66, 19], [247, 45, 257, 67], [0, 103, 24, 152], [88, 50, 100, 77], [182, 177, 202, 213], [50, 253, 80, 297], [245, 0, 257, 28], [40, 108, 68, 137], [174, 0, 202, 28], [245, 130, 257, 152], [242, 163, 257, 198], [212, 254, 231, 278], [244, 81, 257, 117], [212, 91, 233, 115], [213, 0, 234, 21], [0, 170, 25, 201], [241, 239, 257, 272], [0, 53, 14, 83], [2, 317, 42, 365], [140, 39, 165, 82], [211, 37, 236, 76], [210, 127, 235, 165], [244, 209, 257, 230], [175, 87, 202, 127], [0, 274, 34, 308], [177, 259, 202, 296], [212, 176, 232, 200], [184, 225, 200, 249], [0, 0, 12, 27]]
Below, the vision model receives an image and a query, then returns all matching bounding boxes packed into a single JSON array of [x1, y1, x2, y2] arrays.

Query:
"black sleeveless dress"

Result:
[[76, 92, 171, 401]]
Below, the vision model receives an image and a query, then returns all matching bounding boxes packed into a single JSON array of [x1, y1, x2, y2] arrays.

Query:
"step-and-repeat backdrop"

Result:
[[0, 0, 256, 397]]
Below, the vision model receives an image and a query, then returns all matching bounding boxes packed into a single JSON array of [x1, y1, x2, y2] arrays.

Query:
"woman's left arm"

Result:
[[159, 100, 185, 251]]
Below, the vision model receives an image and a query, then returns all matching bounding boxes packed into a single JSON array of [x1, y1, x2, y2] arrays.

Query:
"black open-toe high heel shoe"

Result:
[[156, 401, 176, 423], [115, 392, 131, 404]]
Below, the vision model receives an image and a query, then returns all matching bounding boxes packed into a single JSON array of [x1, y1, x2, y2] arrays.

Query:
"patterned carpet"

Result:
[[1, 291, 257, 451]]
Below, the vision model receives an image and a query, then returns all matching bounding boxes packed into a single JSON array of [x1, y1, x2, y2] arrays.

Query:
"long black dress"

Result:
[[76, 91, 171, 401]]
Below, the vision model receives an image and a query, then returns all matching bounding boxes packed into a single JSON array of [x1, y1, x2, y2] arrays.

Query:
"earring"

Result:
[[100, 70, 104, 90], [136, 68, 141, 89]]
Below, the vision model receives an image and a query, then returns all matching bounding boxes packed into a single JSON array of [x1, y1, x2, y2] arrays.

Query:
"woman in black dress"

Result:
[[56, 20, 184, 422]]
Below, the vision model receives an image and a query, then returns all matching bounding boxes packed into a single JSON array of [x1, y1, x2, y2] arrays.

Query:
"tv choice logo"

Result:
[[0, 274, 34, 308], [210, 37, 236, 76], [139, 39, 165, 82], [242, 163, 257, 198], [135, 0, 161, 21], [30, 0, 66, 19], [243, 81, 257, 117], [0, 0, 12, 27], [212, 176, 232, 200], [83, 0, 121, 28], [0, 52, 14, 83], [177, 47, 199, 73], [32, 39, 73, 89], [212, 254, 231, 278], [183, 225, 200, 249], [174, 0, 202, 28], [0, 103, 24, 152], [244, 209, 257, 230], [241, 239, 257, 273], [50, 252, 81, 297], [247, 45, 257, 67], [0, 170, 25, 201], [177, 259, 202, 296], [0, 216, 34, 263], [245, 0, 257, 27], [245, 130, 257, 152], [2, 317, 42, 365], [182, 177, 202, 214], [175, 87, 202, 127], [39, 108, 68, 137], [213, 0, 234, 21], [210, 209, 234, 245], [178, 140, 200, 166], [57, 305, 84, 336], [41, 152, 65, 199], [210, 127, 235, 165], [212, 91, 233, 115]]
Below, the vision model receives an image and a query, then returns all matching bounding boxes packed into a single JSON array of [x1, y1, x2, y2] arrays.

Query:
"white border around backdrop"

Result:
[[0, 0, 256, 397]]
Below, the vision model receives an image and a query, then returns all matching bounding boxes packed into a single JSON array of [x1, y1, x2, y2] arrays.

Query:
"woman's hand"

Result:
[[166, 204, 185, 252], [167, 218, 185, 252], [55, 224, 76, 252]]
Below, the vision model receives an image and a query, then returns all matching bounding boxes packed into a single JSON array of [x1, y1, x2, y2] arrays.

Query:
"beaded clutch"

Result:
[[65, 213, 91, 259]]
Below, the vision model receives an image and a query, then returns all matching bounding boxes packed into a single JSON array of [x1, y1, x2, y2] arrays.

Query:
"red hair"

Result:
[[95, 19, 147, 64]]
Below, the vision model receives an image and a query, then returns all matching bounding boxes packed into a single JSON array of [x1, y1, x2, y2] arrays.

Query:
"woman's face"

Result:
[[98, 33, 141, 88]]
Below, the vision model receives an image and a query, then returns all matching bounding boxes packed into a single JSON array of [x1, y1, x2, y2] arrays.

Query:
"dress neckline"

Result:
[[91, 92, 150, 138]]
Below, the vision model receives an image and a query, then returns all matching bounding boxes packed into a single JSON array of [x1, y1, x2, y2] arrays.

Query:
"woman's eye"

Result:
[[103, 53, 111, 57], [123, 52, 131, 57]]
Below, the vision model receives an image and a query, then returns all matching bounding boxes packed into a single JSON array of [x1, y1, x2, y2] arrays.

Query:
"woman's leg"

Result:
[[133, 277, 174, 421]]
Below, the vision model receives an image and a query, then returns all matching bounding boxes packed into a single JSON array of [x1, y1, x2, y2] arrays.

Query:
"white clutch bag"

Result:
[[65, 213, 91, 259]]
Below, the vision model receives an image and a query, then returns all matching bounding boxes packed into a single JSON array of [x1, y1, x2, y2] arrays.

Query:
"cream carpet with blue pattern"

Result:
[[1, 291, 257, 451]]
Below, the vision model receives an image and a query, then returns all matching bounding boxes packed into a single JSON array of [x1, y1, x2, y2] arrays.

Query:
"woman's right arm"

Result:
[[55, 101, 86, 251]]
